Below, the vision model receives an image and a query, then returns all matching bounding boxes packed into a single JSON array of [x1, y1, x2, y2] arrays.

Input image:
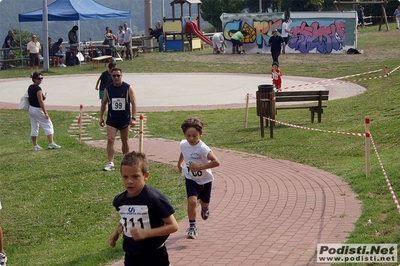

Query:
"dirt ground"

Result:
[[155, 48, 390, 65]]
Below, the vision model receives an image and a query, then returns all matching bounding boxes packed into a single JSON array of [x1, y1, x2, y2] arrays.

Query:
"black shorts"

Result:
[[185, 178, 212, 203], [29, 53, 39, 67], [106, 115, 130, 130], [124, 245, 169, 266], [231, 39, 243, 47]]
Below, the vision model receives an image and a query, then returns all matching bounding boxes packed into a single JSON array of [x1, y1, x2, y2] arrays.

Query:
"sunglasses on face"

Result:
[[36, 77, 44, 80], [112, 75, 121, 78]]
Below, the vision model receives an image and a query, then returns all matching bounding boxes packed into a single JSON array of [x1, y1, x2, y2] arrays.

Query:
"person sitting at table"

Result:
[[50, 38, 67, 67]]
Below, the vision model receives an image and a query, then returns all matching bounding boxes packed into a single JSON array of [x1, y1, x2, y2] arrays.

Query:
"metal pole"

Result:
[[43, 0, 49, 71], [161, 0, 165, 20], [144, 0, 152, 48], [259, 0, 262, 12]]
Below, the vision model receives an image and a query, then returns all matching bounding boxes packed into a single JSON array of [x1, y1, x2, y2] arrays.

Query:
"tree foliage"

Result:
[[246, 0, 272, 13], [200, 0, 247, 31]]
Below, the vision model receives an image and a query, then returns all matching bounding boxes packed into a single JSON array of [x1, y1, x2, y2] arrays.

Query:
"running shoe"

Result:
[[0, 253, 7, 266], [48, 143, 61, 149], [103, 162, 115, 171], [186, 227, 197, 239], [201, 209, 210, 220], [33, 145, 43, 151]]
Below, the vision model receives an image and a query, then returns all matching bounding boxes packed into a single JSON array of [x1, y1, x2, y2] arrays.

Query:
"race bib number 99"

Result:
[[118, 205, 150, 237], [112, 98, 126, 111]]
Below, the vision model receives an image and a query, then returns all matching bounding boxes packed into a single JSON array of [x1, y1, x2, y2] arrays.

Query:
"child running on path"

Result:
[[108, 151, 178, 265], [177, 117, 221, 239], [271, 61, 283, 92]]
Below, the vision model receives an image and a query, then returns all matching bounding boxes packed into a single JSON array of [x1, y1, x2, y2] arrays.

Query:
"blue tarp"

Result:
[[18, 0, 130, 22]]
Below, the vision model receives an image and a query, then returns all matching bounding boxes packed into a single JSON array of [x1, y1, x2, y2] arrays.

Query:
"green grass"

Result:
[[1, 23, 400, 265]]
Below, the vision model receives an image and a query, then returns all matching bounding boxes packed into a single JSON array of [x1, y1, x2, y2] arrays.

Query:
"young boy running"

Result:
[[177, 117, 220, 239], [108, 151, 178, 265]]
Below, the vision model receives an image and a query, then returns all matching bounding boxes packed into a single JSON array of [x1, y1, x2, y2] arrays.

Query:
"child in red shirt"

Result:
[[271, 62, 282, 92]]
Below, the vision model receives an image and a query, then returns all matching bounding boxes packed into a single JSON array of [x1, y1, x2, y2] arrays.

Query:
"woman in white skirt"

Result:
[[28, 72, 61, 151]]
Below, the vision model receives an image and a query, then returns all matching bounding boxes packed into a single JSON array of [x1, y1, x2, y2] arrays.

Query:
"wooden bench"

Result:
[[131, 39, 145, 58], [274, 90, 329, 123], [91, 55, 112, 70], [259, 90, 329, 138]]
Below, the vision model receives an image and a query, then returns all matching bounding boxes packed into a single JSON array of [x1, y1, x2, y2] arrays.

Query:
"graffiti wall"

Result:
[[221, 11, 357, 54]]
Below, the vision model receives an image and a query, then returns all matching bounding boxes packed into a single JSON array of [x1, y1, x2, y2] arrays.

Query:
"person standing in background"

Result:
[[95, 62, 116, 101], [103, 27, 113, 46], [357, 6, 365, 28], [123, 23, 132, 60], [27, 34, 41, 78], [3, 30, 20, 68], [68, 25, 79, 45], [117, 25, 125, 59], [267, 29, 285, 64], [394, 5, 400, 29], [281, 17, 292, 45], [155, 21, 164, 52], [28, 72, 61, 151]]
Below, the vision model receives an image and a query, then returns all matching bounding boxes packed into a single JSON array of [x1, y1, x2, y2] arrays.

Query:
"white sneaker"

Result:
[[33, 145, 43, 151], [103, 162, 115, 171], [60, 63, 67, 67], [48, 143, 61, 149], [0, 253, 7, 266]]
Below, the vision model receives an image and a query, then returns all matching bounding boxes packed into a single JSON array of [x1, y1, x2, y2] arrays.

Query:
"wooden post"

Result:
[[78, 104, 83, 141], [269, 91, 276, 139], [244, 93, 249, 128], [384, 65, 389, 92], [139, 114, 144, 152], [365, 116, 370, 178]]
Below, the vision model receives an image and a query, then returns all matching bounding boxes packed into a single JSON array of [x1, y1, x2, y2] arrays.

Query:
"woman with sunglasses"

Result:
[[28, 72, 61, 151]]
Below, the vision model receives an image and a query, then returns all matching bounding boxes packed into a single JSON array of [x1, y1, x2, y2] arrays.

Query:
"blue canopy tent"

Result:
[[18, 0, 130, 22], [18, 0, 130, 69]]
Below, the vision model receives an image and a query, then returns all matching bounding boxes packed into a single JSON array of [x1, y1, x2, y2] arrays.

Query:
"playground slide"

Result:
[[185, 21, 213, 46]]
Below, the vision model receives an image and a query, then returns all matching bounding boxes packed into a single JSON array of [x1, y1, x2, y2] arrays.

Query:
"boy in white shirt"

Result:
[[177, 117, 220, 239]]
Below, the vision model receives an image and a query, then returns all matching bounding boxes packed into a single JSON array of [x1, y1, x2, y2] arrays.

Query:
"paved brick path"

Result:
[[86, 138, 361, 266]]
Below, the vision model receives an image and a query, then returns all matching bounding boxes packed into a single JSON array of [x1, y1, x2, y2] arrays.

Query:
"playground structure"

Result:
[[333, 0, 389, 31], [163, 0, 212, 51]]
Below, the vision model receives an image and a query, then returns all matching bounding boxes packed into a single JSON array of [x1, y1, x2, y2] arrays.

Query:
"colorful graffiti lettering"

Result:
[[221, 13, 353, 54], [288, 21, 345, 53], [224, 18, 282, 48]]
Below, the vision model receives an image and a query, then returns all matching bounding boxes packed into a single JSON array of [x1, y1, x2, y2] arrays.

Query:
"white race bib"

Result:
[[119, 205, 150, 237], [111, 98, 126, 111]]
